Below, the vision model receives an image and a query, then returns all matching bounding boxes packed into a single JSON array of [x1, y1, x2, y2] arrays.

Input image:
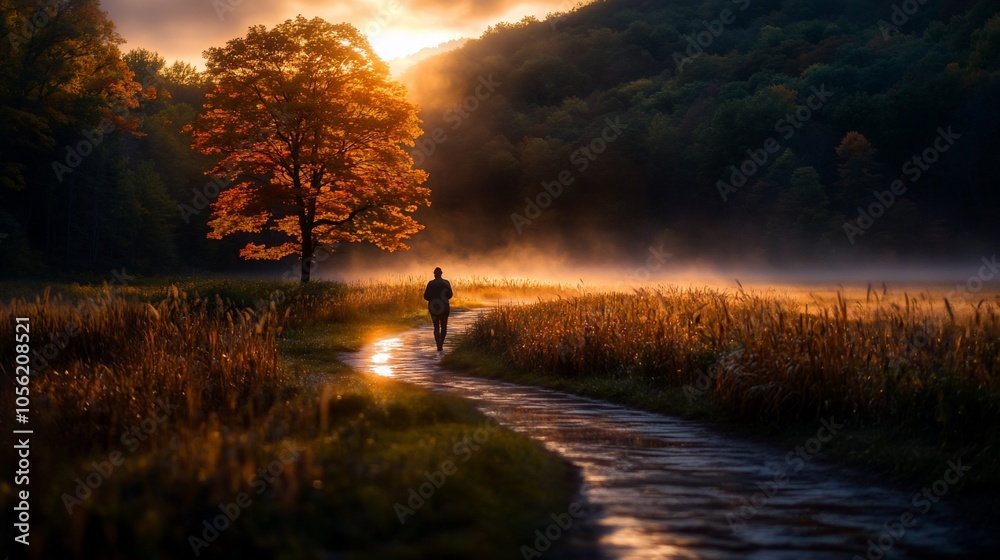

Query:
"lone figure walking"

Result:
[[423, 267, 453, 351]]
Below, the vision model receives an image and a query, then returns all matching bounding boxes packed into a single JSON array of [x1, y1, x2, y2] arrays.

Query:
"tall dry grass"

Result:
[[0, 277, 577, 558], [0, 277, 457, 449], [1, 286, 283, 452], [467, 287, 1000, 435], [0, 274, 572, 461]]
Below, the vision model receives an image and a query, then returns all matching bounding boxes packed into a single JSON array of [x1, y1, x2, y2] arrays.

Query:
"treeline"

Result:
[[0, 0, 246, 277], [2, 0, 999, 277], [403, 0, 1000, 263]]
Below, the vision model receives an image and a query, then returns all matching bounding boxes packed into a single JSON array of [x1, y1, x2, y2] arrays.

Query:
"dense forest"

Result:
[[1, 0, 999, 277], [0, 0, 233, 276], [404, 0, 1000, 264]]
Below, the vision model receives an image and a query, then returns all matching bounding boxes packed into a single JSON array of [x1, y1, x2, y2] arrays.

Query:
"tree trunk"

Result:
[[300, 235, 313, 283]]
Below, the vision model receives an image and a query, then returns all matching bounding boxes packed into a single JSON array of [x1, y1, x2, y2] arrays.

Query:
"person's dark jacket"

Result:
[[423, 278, 453, 316]]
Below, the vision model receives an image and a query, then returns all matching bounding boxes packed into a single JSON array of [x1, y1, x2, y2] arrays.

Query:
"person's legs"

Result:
[[432, 315, 444, 350], [439, 313, 449, 349]]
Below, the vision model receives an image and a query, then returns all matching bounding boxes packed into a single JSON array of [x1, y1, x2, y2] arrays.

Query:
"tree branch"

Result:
[[313, 206, 371, 227]]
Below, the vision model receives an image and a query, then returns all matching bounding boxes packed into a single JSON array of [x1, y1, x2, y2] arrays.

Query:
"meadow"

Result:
[[448, 284, 1000, 490], [5, 275, 998, 558], [0, 277, 578, 559]]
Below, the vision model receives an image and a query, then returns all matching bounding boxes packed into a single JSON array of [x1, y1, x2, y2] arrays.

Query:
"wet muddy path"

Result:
[[341, 310, 995, 559]]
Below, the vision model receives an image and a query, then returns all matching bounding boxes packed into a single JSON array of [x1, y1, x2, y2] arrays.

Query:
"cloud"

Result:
[[103, 0, 579, 65], [103, 0, 290, 63], [406, 0, 518, 23]]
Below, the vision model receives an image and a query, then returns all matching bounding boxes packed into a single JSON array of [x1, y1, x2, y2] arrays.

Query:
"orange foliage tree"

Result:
[[189, 17, 429, 282]]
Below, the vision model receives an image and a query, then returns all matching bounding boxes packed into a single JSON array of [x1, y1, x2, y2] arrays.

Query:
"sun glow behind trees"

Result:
[[188, 17, 430, 282], [101, 0, 585, 70]]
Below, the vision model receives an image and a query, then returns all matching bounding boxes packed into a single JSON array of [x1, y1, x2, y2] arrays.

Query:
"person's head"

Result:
[[433, 267, 443, 278]]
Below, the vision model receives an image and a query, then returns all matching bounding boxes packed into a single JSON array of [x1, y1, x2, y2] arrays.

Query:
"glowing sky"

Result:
[[102, 0, 580, 66]]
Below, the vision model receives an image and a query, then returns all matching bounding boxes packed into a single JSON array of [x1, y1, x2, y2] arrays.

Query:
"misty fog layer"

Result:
[[399, 0, 1000, 271]]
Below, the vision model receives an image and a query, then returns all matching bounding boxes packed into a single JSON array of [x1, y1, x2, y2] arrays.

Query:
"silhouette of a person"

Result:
[[423, 267, 453, 351]]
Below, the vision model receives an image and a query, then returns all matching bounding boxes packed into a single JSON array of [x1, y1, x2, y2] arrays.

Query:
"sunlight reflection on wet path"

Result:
[[341, 310, 994, 559]]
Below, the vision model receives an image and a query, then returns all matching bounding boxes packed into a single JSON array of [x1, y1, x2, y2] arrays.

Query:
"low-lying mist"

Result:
[[310, 240, 999, 300]]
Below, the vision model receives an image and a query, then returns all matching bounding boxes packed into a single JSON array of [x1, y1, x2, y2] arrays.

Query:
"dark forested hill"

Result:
[[2, 0, 997, 276], [402, 0, 1000, 264]]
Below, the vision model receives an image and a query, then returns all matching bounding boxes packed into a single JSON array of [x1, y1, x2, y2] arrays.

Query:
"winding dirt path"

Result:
[[341, 309, 995, 560]]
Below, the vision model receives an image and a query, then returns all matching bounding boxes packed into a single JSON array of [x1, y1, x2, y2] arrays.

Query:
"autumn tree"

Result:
[[159, 61, 209, 106], [123, 48, 166, 83], [189, 16, 429, 282]]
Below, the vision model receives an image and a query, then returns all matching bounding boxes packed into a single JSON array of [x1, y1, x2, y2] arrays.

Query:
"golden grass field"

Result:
[[470, 283, 1000, 427], [457, 282, 1000, 487], [0, 277, 578, 559], [2, 276, 997, 557]]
